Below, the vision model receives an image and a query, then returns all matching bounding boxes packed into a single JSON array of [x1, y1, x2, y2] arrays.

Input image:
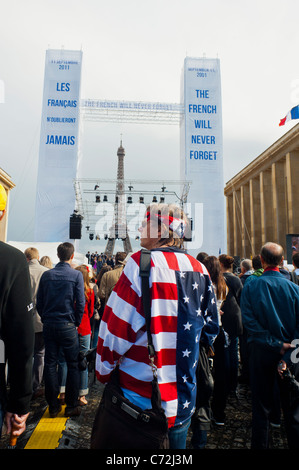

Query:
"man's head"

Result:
[[292, 252, 299, 269], [0, 184, 7, 221], [139, 203, 189, 250], [260, 242, 284, 268], [252, 254, 262, 270], [115, 252, 126, 265], [24, 247, 39, 261], [57, 242, 74, 262], [240, 259, 252, 274]]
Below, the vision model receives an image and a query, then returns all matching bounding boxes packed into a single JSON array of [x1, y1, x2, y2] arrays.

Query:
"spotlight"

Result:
[[152, 196, 157, 203], [139, 196, 144, 204], [160, 196, 165, 203], [127, 196, 132, 204], [103, 195, 108, 202], [94, 184, 99, 190], [95, 195, 101, 203], [89, 233, 94, 240]]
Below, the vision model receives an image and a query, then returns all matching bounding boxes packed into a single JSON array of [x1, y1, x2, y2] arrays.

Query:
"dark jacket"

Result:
[[241, 270, 299, 364], [36, 261, 85, 327], [0, 242, 34, 415], [221, 272, 243, 337]]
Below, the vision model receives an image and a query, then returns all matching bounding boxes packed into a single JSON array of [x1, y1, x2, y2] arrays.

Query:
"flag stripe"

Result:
[[96, 248, 219, 428]]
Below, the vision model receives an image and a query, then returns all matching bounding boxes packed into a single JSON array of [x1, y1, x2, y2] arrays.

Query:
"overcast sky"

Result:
[[1, 0, 298, 253]]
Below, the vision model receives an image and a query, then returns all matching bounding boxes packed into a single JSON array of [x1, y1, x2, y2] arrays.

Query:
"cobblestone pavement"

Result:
[[0, 372, 289, 450], [62, 374, 289, 450]]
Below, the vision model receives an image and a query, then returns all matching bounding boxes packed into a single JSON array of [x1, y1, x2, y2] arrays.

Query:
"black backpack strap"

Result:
[[139, 249, 154, 358]]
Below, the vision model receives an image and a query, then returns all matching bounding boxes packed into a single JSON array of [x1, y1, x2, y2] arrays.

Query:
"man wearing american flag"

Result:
[[95, 203, 219, 449]]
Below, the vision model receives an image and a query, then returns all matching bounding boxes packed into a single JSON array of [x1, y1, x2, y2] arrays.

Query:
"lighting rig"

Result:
[[73, 178, 191, 242]]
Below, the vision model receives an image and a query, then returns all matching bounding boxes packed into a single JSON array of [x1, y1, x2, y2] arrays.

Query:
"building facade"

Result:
[[224, 123, 299, 260], [0, 168, 15, 242]]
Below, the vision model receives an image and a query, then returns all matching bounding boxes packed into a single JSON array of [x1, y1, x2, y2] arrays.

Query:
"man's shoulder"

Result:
[[0, 241, 27, 267], [29, 260, 49, 274]]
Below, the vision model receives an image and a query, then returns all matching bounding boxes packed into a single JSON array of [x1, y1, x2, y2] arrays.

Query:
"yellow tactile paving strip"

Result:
[[25, 405, 68, 449]]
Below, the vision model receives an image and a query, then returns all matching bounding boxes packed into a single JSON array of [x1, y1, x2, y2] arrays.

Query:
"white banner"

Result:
[[34, 49, 82, 242], [180, 57, 225, 256]]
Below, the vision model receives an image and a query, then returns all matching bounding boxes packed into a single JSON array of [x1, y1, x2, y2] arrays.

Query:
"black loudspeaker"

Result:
[[69, 215, 82, 239], [233, 256, 241, 274]]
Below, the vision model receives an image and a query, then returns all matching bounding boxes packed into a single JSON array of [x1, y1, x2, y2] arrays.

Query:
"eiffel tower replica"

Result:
[[104, 141, 133, 257]]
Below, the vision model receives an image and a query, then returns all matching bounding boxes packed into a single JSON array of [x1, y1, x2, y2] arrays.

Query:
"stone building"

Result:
[[224, 123, 299, 260], [0, 168, 15, 242]]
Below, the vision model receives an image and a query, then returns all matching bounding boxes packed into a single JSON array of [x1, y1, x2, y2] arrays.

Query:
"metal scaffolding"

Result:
[[80, 99, 184, 125]]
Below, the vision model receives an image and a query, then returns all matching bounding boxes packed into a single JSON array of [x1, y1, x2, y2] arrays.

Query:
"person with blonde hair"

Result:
[[39, 256, 53, 269], [94, 203, 219, 449]]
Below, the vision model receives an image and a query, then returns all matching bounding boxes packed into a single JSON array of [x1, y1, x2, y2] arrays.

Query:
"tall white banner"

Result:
[[34, 49, 82, 242], [180, 57, 225, 257]]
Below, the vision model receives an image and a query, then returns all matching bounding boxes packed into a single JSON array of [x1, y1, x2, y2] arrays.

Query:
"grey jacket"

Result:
[[28, 259, 49, 333]]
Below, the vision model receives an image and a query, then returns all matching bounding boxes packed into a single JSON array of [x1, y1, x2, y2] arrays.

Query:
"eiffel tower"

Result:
[[104, 141, 133, 257]]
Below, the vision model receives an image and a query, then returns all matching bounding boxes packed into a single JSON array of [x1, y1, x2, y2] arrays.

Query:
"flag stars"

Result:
[[183, 295, 189, 303], [183, 321, 192, 330], [192, 281, 198, 290], [183, 400, 190, 409], [182, 374, 188, 383], [179, 272, 185, 278], [196, 308, 202, 316], [182, 349, 191, 357]]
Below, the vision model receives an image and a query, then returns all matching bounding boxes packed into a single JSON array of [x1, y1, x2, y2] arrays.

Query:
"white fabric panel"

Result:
[[34, 49, 82, 242], [180, 57, 225, 256]]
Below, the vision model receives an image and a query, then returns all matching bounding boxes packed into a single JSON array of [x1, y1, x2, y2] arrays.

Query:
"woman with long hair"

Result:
[[190, 255, 227, 447], [208, 254, 243, 425], [75, 265, 95, 406]]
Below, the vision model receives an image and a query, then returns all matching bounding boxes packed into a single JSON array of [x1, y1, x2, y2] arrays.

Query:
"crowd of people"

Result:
[[0, 187, 299, 450]]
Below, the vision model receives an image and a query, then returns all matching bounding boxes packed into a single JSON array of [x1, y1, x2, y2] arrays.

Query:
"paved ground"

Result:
[[0, 371, 289, 450]]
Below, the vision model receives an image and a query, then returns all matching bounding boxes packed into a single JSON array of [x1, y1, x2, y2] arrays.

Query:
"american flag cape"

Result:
[[96, 248, 219, 428]]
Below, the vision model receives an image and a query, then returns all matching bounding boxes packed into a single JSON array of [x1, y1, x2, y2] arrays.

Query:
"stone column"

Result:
[[272, 159, 287, 250], [286, 151, 299, 234], [233, 189, 242, 256], [249, 177, 261, 255], [226, 194, 234, 255], [260, 169, 274, 244], [241, 183, 251, 258]]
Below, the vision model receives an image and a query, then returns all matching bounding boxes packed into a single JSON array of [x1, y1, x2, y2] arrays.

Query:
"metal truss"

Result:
[[73, 178, 191, 235], [80, 99, 184, 125]]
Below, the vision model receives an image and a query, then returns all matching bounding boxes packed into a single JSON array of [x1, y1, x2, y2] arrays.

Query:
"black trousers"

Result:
[[248, 342, 299, 449]]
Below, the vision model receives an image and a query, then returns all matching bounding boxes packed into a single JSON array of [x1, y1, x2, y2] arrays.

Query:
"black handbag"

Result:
[[90, 249, 169, 449]]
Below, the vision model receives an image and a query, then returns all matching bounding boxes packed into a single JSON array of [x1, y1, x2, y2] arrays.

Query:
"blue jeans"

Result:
[[43, 322, 80, 413], [168, 418, 191, 449], [78, 334, 90, 396], [58, 334, 91, 397]]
